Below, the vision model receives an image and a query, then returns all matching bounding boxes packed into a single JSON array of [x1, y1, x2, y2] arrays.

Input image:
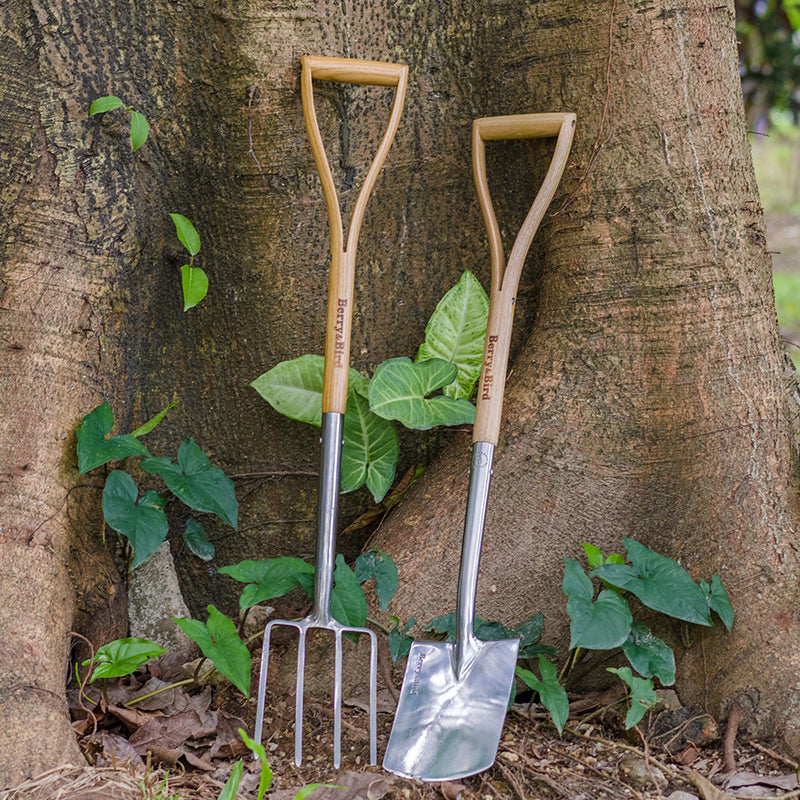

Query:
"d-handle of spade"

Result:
[[454, 113, 576, 675]]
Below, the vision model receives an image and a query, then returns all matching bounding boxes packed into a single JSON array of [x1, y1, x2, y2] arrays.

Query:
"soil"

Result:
[[1, 639, 798, 800]]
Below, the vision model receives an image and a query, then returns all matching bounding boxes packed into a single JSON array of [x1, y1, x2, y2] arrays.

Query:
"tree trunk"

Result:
[[373, 0, 800, 755]]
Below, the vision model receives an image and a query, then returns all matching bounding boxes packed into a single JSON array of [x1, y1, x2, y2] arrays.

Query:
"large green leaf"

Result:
[[416, 270, 489, 400], [77, 402, 151, 474], [330, 554, 368, 630], [516, 657, 569, 734], [102, 470, 168, 568], [341, 390, 399, 501], [369, 357, 476, 430], [592, 538, 712, 627], [141, 438, 238, 529], [607, 666, 659, 729], [563, 557, 632, 650], [174, 606, 251, 697], [84, 637, 167, 682], [354, 550, 398, 612], [251, 354, 366, 428], [220, 557, 315, 611], [621, 621, 675, 685]]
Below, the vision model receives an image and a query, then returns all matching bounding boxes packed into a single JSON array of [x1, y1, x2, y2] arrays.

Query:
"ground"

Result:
[[1, 634, 799, 800]]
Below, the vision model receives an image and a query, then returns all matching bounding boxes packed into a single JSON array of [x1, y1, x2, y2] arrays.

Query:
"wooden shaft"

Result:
[[472, 112, 576, 445], [300, 55, 408, 413]]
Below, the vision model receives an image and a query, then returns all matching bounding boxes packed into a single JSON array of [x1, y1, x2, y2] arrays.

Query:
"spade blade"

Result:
[[383, 637, 519, 781]]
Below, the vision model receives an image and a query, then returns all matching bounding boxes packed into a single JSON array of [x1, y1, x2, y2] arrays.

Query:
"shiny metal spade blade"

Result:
[[383, 637, 519, 781]]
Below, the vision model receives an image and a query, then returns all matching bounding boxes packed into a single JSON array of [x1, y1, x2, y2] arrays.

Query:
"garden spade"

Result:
[[383, 112, 576, 781], [253, 55, 408, 769]]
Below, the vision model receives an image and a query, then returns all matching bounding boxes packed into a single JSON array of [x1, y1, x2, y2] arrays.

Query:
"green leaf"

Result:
[[130, 401, 178, 438], [89, 95, 125, 116], [704, 574, 734, 630], [238, 729, 272, 800], [369, 357, 476, 430], [217, 759, 244, 800], [169, 213, 201, 256], [516, 657, 569, 734], [621, 621, 676, 685], [607, 666, 659, 729], [84, 637, 167, 681], [388, 616, 416, 661], [592, 539, 712, 627], [581, 543, 605, 569], [292, 785, 343, 800], [129, 110, 149, 150], [141, 438, 238, 529], [514, 613, 556, 658], [341, 389, 399, 501], [416, 270, 489, 400], [563, 557, 632, 650], [330, 554, 367, 631], [77, 402, 151, 474], [251, 354, 366, 428], [181, 265, 209, 311], [183, 519, 215, 561], [102, 471, 168, 568], [174, 606, 251, 697], [354, 550, 398, 612], [220, 557, 315, 611]]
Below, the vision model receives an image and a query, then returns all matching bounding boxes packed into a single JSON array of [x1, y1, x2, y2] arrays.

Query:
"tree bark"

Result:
[[373, 0, 800, 754]]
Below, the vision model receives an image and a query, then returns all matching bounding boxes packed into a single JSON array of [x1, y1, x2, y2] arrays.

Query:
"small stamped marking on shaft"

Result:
[[334, 298, 347, 367], [481, 335, 499, 400], [408, 649, 429, 695]]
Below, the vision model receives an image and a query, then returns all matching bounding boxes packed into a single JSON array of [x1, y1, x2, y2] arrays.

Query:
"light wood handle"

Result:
[[300, 55, 408, 413], [303, 55, 408, 87], [472, 112, 576, 444]]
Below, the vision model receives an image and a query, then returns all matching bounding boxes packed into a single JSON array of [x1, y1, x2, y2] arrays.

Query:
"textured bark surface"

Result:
[[373, 0, 800, 755]]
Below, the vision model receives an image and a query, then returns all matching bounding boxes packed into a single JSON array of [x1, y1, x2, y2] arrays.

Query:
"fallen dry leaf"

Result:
[[438, 780, 467, 800], [725, 771, 799, 791], [690, 770, 736, 800], [129, 708, 218, 754]]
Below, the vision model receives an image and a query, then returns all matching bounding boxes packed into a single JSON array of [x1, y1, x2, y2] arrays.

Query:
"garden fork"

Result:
[[253, 55, 408, 769]]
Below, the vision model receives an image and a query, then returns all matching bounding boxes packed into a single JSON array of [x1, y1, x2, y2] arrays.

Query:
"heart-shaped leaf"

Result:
[[607, 666, 659, 729], [220, 556, 315, 611], [102, 470, 168, 568], [416, 270, 489, 400], [563, 557, 632, 650], [84, 637, 167, 682], [592, 538, 712, 627], [77, 402, 151, 474], [129, 111, 149, 151], [181, 265, 208, 311], [330, 554, 368, 632], [516, 657, 569, 734], [183, 519, 215, 561], [141, 438, 237, 529], [174, 605, 251, 697], [354, 550, 398, 612], [369, 357, 476, 430], [251, 354, 366, 428], [621, 621, 676, 685], [341, 390, 399, 501], [89, 95, 125, 116]]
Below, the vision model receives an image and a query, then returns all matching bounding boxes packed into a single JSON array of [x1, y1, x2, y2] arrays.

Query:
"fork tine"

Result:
[[367, 628, 378, 765], [253, 621, 275, 752], [333, 629, 343, 769], [294, 627, 307, 766]]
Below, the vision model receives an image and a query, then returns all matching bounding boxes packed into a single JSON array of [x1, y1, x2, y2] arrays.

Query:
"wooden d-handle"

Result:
[[472, 112, 576, 445], [301, 55, 408, 413]]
